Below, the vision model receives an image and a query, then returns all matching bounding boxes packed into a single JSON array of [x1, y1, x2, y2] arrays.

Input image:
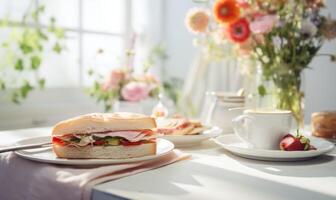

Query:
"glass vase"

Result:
[[112, 99, 157, 115], [113, 100, 144, 114], [273, 76, 305, 127], [243, 61, 305, 127]]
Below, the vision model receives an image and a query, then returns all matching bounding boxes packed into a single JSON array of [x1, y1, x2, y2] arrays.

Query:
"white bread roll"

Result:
[[53, 143, 156, 159], [52, 112, 156, 136]]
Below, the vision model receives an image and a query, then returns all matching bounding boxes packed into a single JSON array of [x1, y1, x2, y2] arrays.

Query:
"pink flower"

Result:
[[103, 69, 126, 90], [250, 15, 278, 34], [236, 0, 250, 8], [121, 82, 151, 102]]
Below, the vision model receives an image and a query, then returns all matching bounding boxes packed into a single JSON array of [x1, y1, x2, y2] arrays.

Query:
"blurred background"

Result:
[[0, 0, 335, 130]]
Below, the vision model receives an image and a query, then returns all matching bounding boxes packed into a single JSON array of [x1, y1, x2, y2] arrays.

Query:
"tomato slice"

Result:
[[52, 137, 65, 146], [93, 140, 106, 146], [120, 140, 142, 146]]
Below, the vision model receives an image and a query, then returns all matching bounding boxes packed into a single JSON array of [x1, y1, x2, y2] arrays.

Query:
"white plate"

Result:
[[160, 126, 222, 147], [14, 137, 174, 165], [213, 134, 335, 161], [300, 129, 336, 144]]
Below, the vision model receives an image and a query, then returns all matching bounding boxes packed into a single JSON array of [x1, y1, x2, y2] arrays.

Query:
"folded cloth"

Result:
[[0, 150, 189, 200]]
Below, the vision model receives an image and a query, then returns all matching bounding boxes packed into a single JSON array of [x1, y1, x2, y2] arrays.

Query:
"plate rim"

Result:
[[213, 134, 335, 160], [14, 136, 175, 165]]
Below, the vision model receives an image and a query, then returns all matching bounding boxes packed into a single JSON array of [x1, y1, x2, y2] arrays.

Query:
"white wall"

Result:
[[161, 0, 197, 80], [305, 0, 336, 121], [162, 0, 336, 123]]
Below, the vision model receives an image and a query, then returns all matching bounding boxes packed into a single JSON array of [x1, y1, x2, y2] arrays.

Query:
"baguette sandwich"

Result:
[[52, 112, 158, 159]]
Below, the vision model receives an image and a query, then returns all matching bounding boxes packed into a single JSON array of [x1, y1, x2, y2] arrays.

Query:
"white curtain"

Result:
[[131, 0, 163, 75], [182, 51, 243, 117]]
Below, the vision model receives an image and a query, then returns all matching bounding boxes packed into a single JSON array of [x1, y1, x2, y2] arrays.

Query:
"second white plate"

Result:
[[14, 136, 174, 165], [160, 126, 222, 147], [213, 134, 335, 161]]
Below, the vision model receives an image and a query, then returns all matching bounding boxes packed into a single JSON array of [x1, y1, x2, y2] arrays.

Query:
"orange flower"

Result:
[[226, 18, 250, 43], [213, 0, 240, 24], [185, 8, 210, 34]]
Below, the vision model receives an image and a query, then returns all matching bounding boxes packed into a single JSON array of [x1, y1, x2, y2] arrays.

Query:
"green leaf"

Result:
[[38, 5, 45, 12], [50, 17, 56, 24], [87, 69, 94, 76], [31, 56, 41, 70], [38, 78, 45, 89], [0, 80, 5, 90], [258, 85, 267, 97], [52, 42, 62, 53], [331, 54, 336, 62], [2, 42, 8, 48], [20, 81, 33, 98], [0, 19, 9, 27], [20, 42, 34, 54], [31, 11, 38, 21], [38, 30, 48, 41], [104, 104, 112, 112], [15, 59, 24, 71], [11, 92, 20, 104], [54, 28, 65, 39]]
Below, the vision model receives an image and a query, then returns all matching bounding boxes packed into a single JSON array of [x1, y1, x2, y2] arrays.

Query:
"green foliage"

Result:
[[163, 78, 183, 104], [15, 59, 24, 70], [87, 81, 119, 112], [143, 43, 168, 72], [257, 85, 266, 97], [331, 54, 336, 62], [250, 1, 329, 125], [0, 0, 65, 103], [31, 55, 41, 69], [0, 80, 6, 90], [38, 78, 45, 89]]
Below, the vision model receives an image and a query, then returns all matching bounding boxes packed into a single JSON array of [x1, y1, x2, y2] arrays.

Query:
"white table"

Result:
[[1, 127, 336, 200]]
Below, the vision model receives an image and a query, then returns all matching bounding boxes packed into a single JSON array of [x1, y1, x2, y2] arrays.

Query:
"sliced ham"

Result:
[[57, 130, 157, 143]]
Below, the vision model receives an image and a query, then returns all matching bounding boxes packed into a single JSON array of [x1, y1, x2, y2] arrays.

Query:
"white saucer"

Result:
[[213, 134, 335, 161], [160, 126, 222, 147], [14, 136, 174, 165]]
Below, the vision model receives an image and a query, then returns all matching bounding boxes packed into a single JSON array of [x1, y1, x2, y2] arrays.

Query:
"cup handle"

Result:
[[232, 115, 254, 146]]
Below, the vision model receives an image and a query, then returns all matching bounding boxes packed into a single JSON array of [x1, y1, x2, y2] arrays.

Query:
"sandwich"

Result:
[[52, 112, 158, 159], [156, 117, 209, 135]]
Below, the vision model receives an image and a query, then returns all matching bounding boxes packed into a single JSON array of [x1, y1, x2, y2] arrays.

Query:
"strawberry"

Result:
[[279, 131, 312, 151]]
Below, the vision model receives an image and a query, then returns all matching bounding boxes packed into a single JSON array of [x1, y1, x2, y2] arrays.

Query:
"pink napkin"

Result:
[[0, 150, 189, 200]]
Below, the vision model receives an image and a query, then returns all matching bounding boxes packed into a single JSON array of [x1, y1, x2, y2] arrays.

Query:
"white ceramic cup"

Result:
[[232, 109, 293, 150]]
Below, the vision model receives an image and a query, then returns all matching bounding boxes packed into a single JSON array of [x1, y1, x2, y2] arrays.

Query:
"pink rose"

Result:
[[250, 15, 278, 34], [121, 82, 151, 102], [103, 69, 126, 90]]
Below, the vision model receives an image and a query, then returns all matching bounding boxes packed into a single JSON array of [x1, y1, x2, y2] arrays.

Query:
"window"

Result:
[[0, 0, 131, 87], [0, 0, 134, 129]]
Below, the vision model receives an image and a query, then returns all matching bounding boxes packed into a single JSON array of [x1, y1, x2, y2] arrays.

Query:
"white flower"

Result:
[[300, 20, 317, 38], [272, 36, 282, 49]]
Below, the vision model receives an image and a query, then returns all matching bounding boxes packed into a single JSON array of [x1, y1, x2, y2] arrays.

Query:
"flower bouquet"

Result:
[[186, 0, 336, 125], [88, 45, 162, 112], [89, 67, 160, 111]]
